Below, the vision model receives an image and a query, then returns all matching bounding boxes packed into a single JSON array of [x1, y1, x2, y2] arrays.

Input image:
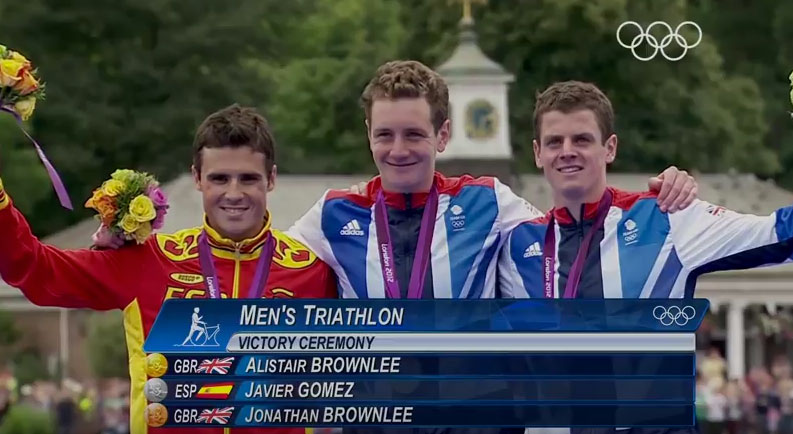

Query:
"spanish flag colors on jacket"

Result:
[[0, 178, 337, 434]]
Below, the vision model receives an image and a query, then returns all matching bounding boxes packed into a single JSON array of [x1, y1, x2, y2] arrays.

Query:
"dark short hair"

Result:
[[360, 60, 449, 132], [192, 104, 275, 176], [533, 81, 615, 141]]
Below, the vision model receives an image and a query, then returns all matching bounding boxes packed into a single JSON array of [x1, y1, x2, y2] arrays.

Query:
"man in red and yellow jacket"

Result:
[[0, 104, 337, 434]]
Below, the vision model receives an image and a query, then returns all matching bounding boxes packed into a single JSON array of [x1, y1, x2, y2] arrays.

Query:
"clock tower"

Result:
[[435, 1, 515, 185]]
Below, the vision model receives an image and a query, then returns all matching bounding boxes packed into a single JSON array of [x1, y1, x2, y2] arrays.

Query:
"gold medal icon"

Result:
[[145, 402, 168, 427], [146, 353, 168, 378]]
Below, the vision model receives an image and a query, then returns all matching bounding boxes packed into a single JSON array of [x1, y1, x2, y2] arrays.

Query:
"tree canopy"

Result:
[[0, 0, 790, 235]]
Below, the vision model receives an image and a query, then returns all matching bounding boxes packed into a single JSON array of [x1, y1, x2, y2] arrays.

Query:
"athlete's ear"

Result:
[[267, 165, 277, 193], [436, 119, 451, 153], [191, 165, 201, 190], [605, 134, 618, 164], [533, 140, 543, 169]]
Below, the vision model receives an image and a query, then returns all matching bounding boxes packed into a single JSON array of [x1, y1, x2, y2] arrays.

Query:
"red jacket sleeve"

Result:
[[0, 189, 148, 310]]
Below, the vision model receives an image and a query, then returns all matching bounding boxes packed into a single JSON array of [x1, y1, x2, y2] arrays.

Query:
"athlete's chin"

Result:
[[214, 219, 262, 241], [382, 169, 429, 193], [555, 183, 590, 201]]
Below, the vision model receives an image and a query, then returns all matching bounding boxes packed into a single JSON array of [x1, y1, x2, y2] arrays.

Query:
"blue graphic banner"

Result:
[[159, 403, 693, 427], [144, 299, 708, 353], [156, 353, 694, 378], [157, 377, 692, 402]]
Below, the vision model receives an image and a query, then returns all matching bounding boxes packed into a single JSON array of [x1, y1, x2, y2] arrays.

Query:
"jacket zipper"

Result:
[[226, 243, 242, 434]]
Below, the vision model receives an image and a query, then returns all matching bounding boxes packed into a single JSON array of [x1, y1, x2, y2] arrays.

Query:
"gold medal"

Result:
[[145, 353, 168, 378]]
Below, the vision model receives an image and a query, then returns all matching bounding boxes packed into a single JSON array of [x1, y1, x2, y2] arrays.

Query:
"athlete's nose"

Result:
[[559, 138, 578, 161], [224, 179, 245, 201], [389, 137, 411, 159]]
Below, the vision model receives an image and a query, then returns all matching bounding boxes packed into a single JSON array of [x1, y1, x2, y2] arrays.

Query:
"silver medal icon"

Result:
[[144, 378, 168, 403]]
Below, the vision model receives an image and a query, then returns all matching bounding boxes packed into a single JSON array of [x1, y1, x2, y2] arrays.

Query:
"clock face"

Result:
[[464, 99, 498, 140]]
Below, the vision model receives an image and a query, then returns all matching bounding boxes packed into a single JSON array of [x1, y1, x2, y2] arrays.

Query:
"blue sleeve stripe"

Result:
[[467, 233, 501, 299], [775, 206, 793, 242], [687, 239, 793, 297], [649, 248, 683, 299]]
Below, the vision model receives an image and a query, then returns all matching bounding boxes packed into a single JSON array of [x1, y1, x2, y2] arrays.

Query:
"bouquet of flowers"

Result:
[[0, 43, 72, 209], [85, 170, 169, 245], [0, 44, 43, 121]]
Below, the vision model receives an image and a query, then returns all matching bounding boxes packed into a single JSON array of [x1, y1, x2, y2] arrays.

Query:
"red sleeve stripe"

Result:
[[435, 173, 495, 196], [610, 188, 658, 211]]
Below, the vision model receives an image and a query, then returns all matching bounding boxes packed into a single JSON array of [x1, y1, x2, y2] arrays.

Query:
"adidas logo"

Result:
[[523, 242, 542, 258], [340, 219, 365, 236]]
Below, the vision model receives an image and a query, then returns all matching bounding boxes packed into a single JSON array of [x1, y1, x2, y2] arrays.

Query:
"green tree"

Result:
[[691, 0, 793, 186], [0, 117, 51, 216], [0, 0, 300, 235], [0, 405, 53, 434], [254, 0, 406, 174], [394, 0, 777, 175], [12, 349, 49, 386], [0, 311, 19, 347], [86, 311, 128, 378], [0, 310, 20, 365]]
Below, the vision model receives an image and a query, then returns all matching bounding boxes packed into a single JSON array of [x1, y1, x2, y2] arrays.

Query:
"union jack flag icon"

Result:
[[196, 357, 234, 375], [197, 407, 234, 424]]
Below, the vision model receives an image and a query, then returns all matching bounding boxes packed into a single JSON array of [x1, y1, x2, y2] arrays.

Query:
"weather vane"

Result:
[[451, 0, 487, 23]]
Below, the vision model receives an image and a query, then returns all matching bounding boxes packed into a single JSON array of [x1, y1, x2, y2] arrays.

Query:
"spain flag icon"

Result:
[[195, 383, 234, 399]]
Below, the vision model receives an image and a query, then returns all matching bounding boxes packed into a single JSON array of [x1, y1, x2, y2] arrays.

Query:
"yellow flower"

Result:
[[12, 71, 39, 95], [14, 97, 36, 121], [0, 59, 23, 86], [111, 169, 136, 183], [129, 195, 156, 222], [84, 188, 104, 209], [101, 179, 125, 197], [119, 213, 140, 233], [132, 222, 152, 244], [9, 51, 29, 66]]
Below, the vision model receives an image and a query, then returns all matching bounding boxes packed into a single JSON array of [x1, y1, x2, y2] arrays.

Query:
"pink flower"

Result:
[[91, 226, 125, 250], [147, 186, 168, 208], [152, 207, 168, 230]]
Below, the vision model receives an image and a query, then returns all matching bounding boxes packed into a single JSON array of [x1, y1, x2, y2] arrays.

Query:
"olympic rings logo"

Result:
[[616, 21, 702, 61], [451, 220, 465, 229], [653, 305, 696, 326]]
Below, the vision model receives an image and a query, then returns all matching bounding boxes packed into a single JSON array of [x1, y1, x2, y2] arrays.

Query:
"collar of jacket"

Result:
[[201, 212, 272, 254], [551, 186, 615, 226], [366, 172, 445, 210]]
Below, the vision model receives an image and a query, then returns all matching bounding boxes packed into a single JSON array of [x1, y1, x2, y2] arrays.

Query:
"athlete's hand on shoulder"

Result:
[[347, 181, 368, 195], [648, 166, 697, 213]]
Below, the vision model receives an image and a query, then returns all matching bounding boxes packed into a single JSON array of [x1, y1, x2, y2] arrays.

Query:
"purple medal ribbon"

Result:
[[0, 106, 73, 210], [374, 185, 439, 299], [543, 189, 613, 299], [198, 231, 276, 299]]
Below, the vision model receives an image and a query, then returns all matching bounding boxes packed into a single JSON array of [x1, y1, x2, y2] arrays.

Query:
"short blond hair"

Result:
[[360, 60, 449, 132]]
